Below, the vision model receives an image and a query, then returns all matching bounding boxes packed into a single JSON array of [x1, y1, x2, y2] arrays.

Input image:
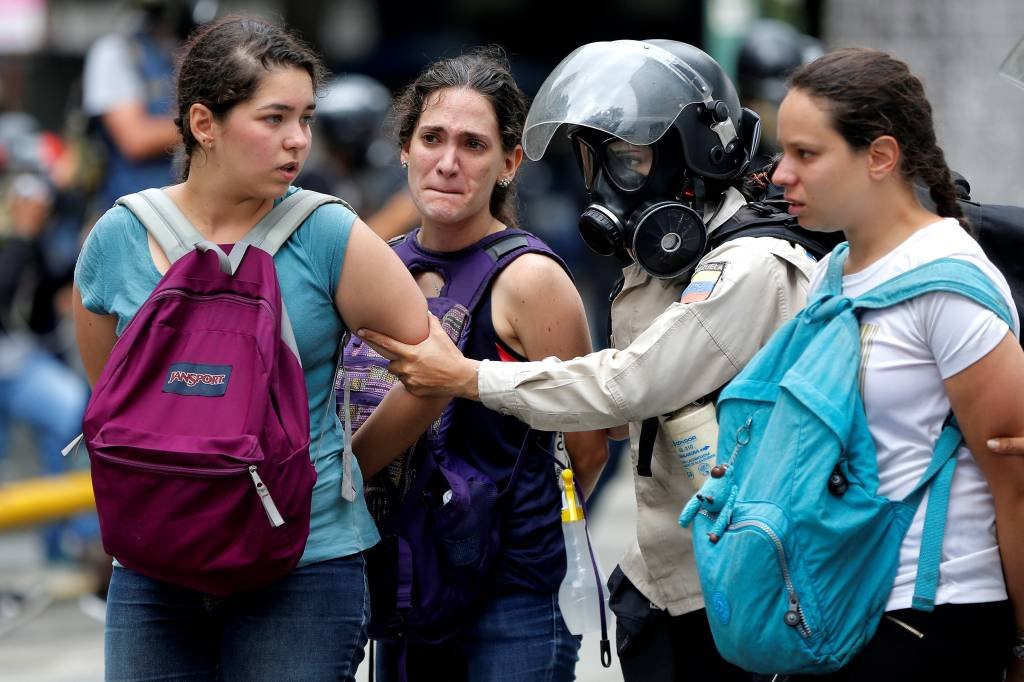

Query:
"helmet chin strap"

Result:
[[702, 191, 729, 230], [680, 174, 730, 229], [692, 176, 706, 214]]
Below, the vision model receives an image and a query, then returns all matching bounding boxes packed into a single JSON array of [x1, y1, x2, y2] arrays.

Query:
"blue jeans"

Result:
[[377, 589, 581, 681], [105, 554, 369, 681], [0, 347, 87, 471], [0, 347, 95, 557]]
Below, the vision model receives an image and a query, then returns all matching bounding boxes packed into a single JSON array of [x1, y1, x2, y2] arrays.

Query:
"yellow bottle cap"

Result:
[[561, 469, 584, 523]]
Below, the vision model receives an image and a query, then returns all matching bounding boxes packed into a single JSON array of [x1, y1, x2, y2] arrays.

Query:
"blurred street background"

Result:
[[1, 0, 1022, 679]]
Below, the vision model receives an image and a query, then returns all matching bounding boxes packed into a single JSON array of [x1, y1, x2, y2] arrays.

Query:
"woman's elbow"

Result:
[[392, 298, 429, 344]]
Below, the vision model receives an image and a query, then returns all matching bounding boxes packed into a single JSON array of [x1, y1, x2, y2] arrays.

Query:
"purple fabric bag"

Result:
[[78, 188, 343, 596], [340, 228, 567, 643]]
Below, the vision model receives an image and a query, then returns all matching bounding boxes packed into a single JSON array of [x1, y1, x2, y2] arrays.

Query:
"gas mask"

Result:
[[570, 127, 709, 279], [522, 39, 761, 279]]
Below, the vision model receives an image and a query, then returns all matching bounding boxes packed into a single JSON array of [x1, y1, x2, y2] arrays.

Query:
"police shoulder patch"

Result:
[[680, 262, 725, 304]]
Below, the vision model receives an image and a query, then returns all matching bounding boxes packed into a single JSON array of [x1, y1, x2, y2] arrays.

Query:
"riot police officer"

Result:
[[360, 39, 821, 680]]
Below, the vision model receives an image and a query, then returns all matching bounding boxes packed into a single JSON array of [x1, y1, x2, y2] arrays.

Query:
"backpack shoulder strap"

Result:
[[240, 189, 353, 257], [469, 228, 570, 311], [118, 189, 353, 276], [852, 256, 1013, 327], [708, 201, 843, 260], [117, 188, 205, 264], [398, 228, 569, 315]]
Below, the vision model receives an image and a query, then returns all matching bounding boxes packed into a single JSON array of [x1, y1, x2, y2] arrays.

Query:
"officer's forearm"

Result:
[[478, 305, 739, 431]]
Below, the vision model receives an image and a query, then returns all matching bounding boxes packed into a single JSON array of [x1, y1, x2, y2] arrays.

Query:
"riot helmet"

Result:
[[316, 74, 392, 167], [524, 39, 761, 279], [737, 20, 823, 107], [131, 0, 218, 40]]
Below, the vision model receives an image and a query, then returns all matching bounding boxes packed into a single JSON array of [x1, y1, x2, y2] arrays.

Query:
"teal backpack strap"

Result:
[[852, 257, 1013, 326], [901, 422, 962, 611], [851, 257, 1012, 612], [820, 242, 850, 296]]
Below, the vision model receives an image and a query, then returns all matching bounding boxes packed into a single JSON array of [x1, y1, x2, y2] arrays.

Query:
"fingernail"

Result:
[[987, 439, 1002, 451], [357, 329, 366, 336]]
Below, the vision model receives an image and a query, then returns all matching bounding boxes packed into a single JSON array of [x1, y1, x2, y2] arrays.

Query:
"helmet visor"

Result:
[[523, 40, 714, 161]]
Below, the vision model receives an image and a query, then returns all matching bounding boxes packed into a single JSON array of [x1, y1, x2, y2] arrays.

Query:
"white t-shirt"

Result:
[[808, 218, 1019, 611], [82, 34, 145, 117]]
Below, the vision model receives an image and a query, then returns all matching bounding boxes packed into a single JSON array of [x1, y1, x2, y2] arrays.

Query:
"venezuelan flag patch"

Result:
[[680, 262, 725, 304]]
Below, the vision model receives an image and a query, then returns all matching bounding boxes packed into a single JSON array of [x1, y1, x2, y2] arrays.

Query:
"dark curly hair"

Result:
[[391, 45, 528, 228], [174, 15, 327, 179], [788, 48, 968, 231]]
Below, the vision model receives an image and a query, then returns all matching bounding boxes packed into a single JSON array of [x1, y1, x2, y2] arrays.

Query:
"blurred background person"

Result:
[[80, 0, 215, 217], [0, 165, 92, 566], [735, 18, 823, 171], [297, 73, 420, 240]]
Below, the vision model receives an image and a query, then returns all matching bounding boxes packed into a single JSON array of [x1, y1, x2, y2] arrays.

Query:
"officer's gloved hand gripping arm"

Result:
[[360, 239, 806, 433]]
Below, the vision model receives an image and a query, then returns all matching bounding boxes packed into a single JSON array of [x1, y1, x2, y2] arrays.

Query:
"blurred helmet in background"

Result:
[[317, 74, 393, 168]]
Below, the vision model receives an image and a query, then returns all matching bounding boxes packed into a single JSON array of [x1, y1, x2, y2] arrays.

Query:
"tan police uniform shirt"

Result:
[[477, 188, 817, 615]]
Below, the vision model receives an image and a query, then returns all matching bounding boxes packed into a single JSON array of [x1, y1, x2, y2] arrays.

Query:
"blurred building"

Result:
[[822, 0, 1024, 206]]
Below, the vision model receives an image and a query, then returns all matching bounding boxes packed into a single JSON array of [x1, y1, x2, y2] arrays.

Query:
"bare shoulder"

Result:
[[491, 250, 589, 358], [493, 251, 575, 303]]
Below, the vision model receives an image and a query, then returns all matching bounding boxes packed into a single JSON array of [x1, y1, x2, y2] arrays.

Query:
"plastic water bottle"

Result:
[[557, 469, 610, 635], [660, 401, 719, 492]]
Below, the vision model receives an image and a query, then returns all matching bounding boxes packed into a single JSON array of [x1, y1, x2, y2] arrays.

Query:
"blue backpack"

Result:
[[340, 228, 567, 645], [679, 243, 1013, 674]]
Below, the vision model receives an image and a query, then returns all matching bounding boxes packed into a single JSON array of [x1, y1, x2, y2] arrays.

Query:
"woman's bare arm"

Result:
[[944, 332, 1024, 644], [335, 219, 428, 345], [491, 253, 609, 495], [336, 219, 447, 474], [72, 284, 118, 387]]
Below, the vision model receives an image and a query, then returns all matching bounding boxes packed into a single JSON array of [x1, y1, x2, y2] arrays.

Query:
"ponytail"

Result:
[[921, 145, 971, 234]]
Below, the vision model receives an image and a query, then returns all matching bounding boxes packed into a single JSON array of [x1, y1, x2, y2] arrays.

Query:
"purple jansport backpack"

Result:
[[76, 188, 347, 596], [339, 228, 567, 644]]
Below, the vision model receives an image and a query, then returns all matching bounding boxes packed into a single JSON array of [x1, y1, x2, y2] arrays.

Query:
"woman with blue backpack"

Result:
[[766, 48, 1024, 681], [71, 15, 430, 681]]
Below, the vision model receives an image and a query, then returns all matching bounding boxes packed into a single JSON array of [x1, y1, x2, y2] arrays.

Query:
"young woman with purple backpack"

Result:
[[349, 47, 608, 680], [72, 16, 430, 681]]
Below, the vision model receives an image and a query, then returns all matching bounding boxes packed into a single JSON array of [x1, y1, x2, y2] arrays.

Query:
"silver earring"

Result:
[[401, 161, 408, 170], [498, 177, 511, 188]]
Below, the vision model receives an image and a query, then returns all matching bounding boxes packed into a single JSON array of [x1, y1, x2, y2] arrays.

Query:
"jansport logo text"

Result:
[[167, 371, 227, 387], [163, 363, 233, 397]]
